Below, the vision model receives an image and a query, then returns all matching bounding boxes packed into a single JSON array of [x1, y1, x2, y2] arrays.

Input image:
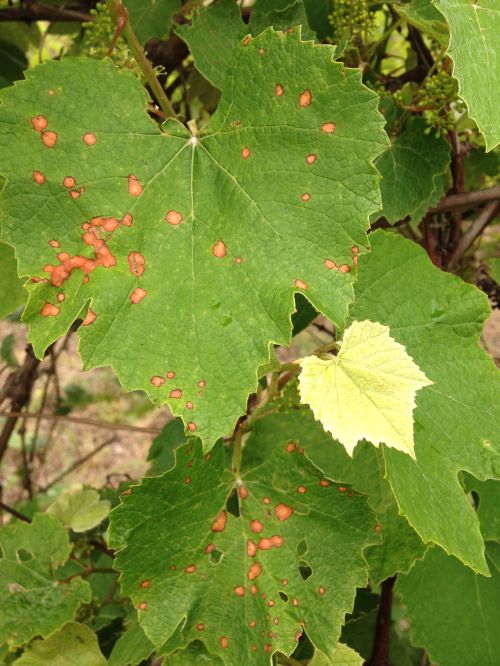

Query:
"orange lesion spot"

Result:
[[151, 376, 165, 387], [130, 287, 147, 304], [31, 115, 48, 132], [247, 539, 257, 557], [185, 564, 196, 574], [239, 485, 249, 500], [297, 486, 307, 494], [219, 637, 229, 649], [48, 89, 55, 96], [169, 388, 182, 399], [242, 35, 252, 46], [63, 176, 76, 189], [324, 259, 337, 270], [40, 302, 59, 317], [301, 193, 311, 202], [137, 602, 148, 611], [234, 585, 246, 596], [128, 174, 143, 196], [122, 213, 133, 226], [374, 523, 382, 534], [211, 510, 227, 532], [306, 154, 316, 165], [275, 503, 293, 522], [286, 441, 296, 453], [299, 89, 312, 108], [249, 620, 257, 628], [322, 122, 336, 134], [196, 623, 205, 631], [33, 171, 46, 185], [167, 371, 176, 379], [352, 245, 359, 254], [263, 497, 270, 505], [250, 519, 263, 534], [319, 586, 326, 595], [248, 562, 262, 580], [186, 401, 193, 409], [258, 48, 265, 56], [338, 485, 347, 492], [198, 379, 206, 388], [82, 308, 96, 326], [241, 147, 251, 159], [205, 543, 215, 554], [292, 598, 299, 607], [235, 256, 242, 264], [212, 240, 227, 258], [294, 279, 308, 290], [166, 210, 182, 226], [320, 479, 331, 487], [140, 580, 151, 588], [188, 422, 197, 432], [185, 476, 192, 484], [275, 83, 284, 96], [128, 252, 145, 278], [83, 133, 97, 146], [338, 264, 350, 274], [281, 579, 288, 586], [41, 131, 58, 148], [57, 293, 65, 303], [49, 240, 59, 248]]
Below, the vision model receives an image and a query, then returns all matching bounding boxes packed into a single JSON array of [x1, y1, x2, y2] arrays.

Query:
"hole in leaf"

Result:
[[17, 548, 33, 562], [209, 548, 224, 565], [296, 539, 307, 557], [279, 591, 288, 602], [470, 490, 480, 510], [226, 489, 239, 518], [298, 561, 312, 580]]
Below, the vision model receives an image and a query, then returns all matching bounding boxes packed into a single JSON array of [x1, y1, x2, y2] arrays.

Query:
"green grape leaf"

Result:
[[374, 118, 450, 224], [0, 241, 26, 318], [165, 640, 223, 665], [176, 0, 246, 90], [299, 319, 433, 458], [350, 230, 500, 574], [433, 0, 500, 150], [302, 0, 332, 40], [47, 488, 111, 532], [108, 618, 155, 666], [146, 417, 187, 476], [464, 475, 500, 542], [485, 256, 500, 284], [124, 0, 180, 45], [0, 513, 91, 647], [394, 0, 449, 43], [177, 0, 315, 90], [13, 621, 106, 666], [245, 409, 427, 585], [0, 31, 386, 448], [108, 440, 377, 663], [397, 545, 500, 666], [310, 643, 363, 666]]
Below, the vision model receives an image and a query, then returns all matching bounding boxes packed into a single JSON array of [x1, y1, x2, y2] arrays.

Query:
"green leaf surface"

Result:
[[0, 242, 26, 318], [108, 618, 154, 666], [0, 513, 91, 647], [310, 643, 363, 666], [433, 0, 500, 150], [244, 409, 427, 585], [350, 230, 500, 573], [464, 474, 500, 542], [13, 621, 106, 666], [250, 1, 315, 41], [394, 0, 449, 43], [124, 0, 180, 44], [302, 0, 332, 40], [397, 545, 500, 666], [147, 417, 187, 476], [0, 32, 386, 447], [108, 440, 377, 664], [485, 256, 500, 284], [375, 118, 450, 224], [165, 640, 223, 665], [47, 488, 111, 532], [299, 319, 432, 458]]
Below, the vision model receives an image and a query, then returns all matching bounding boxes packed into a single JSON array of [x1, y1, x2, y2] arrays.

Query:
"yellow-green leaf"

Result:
[[298, 320, 432, 458]]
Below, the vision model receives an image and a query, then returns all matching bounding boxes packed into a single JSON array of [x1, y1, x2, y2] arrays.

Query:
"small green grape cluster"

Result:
[[393, 70, 465, 137], [81, 2, 135, 71], [328, 0, 375, 42]]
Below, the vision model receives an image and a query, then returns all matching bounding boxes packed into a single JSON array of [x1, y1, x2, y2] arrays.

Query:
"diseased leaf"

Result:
[[397, 545, 500, 666], [47, 488, 111, 532], [245, 409, 427, 585], [0, 31, 386, 448], [0, 241, 26, 318], [0, 513, 91, 647], [108, 440, 377, 664], [13, 621, 106, 666], [350, 230, 500, 574], [433, 0, 500, 150], [299, 319, 433, 458], [374, 118, 450, 224], [124, 0, 180, 45]]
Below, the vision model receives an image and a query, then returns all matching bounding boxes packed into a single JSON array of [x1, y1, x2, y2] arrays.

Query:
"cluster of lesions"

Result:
[[149, 373, 207, 433]]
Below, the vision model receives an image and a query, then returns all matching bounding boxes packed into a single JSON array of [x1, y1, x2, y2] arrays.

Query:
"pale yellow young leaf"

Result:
[[299, 320, 432, 458]]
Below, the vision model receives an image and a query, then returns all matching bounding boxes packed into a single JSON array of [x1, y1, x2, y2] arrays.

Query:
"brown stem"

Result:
[[0, 501, 31, 523], [0, 4, 93, 22], [367, 575, 397, 666], [429, 186, 500, 214], [0, 410, 163, 435], [447, 201, 500, 269]]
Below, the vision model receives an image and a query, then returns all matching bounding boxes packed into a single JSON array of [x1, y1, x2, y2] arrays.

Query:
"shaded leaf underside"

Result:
[[0, 29, 386, 447]]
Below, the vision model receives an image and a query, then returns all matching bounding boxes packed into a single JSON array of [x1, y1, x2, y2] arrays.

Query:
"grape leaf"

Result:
[[0, 31, 386, 447], [0, 513, 91, 647], [47, 488, 111, 532], [0, 241, 26, 318], [165, 640, 223, 665], [13, 621, 106, 666], [108, 618, 154, 666], [433, 0, 500, 151], [146, 417, 186, 476], [108, 440, 377, 664], [394, 0, 449, 43], [299, 319, 433, 458], [464, 475, 500, 542], [310, 643, 363, 666], [374, 118, 450, 224], [350, 230, 500, 574], [123, 0, 180, 45], [250, 1, 316, 41], [245, 409, 427, 585], [302, 0, 332, 40], [397, 544, 500, 666]]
